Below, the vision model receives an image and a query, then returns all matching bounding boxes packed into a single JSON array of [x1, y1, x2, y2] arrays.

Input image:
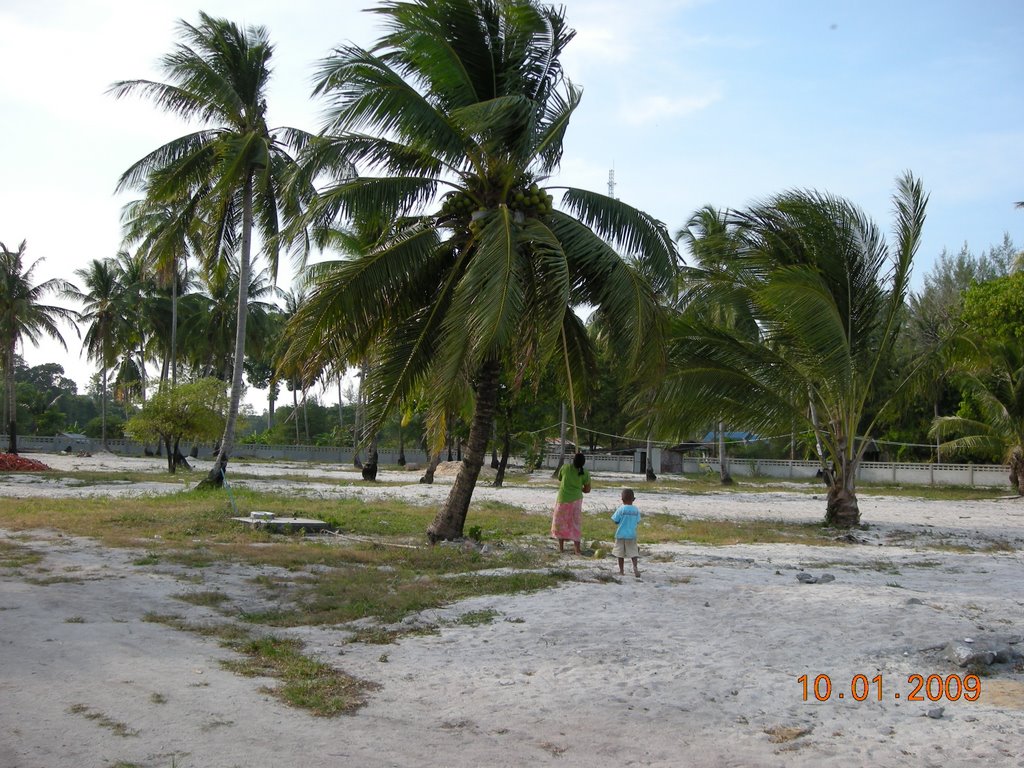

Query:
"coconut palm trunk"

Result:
[[207, 173, 253, 484], [552, 401, 567, 478], [5, 346, 16, 454], [826, 449, 861, 526], [645, 434, 657, 481], [493, 426, 511, 488], [100, 360, 109, 450], [427, 360, 500, 541], [718, 420, 732, 484], [170, 270, 178, 388], [420, 449, 442, 484], [1009, 447, 1024, 495]]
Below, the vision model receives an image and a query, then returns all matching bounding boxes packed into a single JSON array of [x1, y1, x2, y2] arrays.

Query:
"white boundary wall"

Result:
[[676, 457, 1009, 488], [543, 449, 1010, 488], [3, 435, 1012, 488], [3, 434, 427, 467]]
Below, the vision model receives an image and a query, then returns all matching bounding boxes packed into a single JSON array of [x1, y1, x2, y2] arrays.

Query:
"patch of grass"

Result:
[[172, 590, 231, 607], [222, 635, 378, 716], [132, 552, 161, 566], [143, 613, 376, 716], [0, 539, 43, 568], [242, 566, 574, 628], [982, 539, 1017, 553], [454, 608, 499, 626], [150, 692, 168, 705], [639, 513, 845, 547], [347, 626, 402, 645], [23, 575, 85, 585], [67, 703, 137, 737], [143, 612, 247, 641], [64, 616, 85, 623], [864, 560, 901, 575], [854, 483, 1008, 502]]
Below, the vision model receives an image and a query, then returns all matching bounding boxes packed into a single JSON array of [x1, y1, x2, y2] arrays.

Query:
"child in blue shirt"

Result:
[[611, 488, 641, 578]]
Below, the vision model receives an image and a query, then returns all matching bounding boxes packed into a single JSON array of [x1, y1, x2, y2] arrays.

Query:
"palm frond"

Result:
[[556, 187, 678, 291]]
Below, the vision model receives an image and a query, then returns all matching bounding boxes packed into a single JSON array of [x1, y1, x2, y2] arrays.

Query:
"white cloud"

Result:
[[618, 91, 721, 126]]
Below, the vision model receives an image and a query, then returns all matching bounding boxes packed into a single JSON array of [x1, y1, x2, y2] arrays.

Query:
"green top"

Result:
[[556, 463, 592, 503]]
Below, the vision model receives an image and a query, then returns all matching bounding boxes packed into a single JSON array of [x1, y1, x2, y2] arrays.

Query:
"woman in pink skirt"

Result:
[[551, 452, 591, 554]]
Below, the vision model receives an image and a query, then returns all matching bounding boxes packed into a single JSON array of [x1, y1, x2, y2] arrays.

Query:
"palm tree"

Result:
[[65, 258, 132, 450], [931, 341, 1024, 493], [188, 262, 281, 381], [109, 12, 312, 486], [112, 249, 154, 407], [286, 0, 676, 540], [0, 240, 78, 453], [650, 173, 928, 527], [121, 197, 202, 388]]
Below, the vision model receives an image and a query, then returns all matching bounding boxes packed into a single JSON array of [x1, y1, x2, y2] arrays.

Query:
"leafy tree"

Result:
[[884, 237, 1018, 461], [287, 0, 675, 540], [124, 378, 228, 472], [110, 12, 312, 486], [651, 173, 928, 527], [0, 240, 78, 453], [959, 271, 1024, 346], [932, 341, 1024, 493]]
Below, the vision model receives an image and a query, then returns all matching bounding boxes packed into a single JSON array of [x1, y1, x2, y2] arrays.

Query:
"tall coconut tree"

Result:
[[0, 240, 78, 453], [65, 258, 133, 450], [285, 0, 676, 541], [110, 12, 312, 486], [121, 197, 203, 388], [111, 249, 154, 407], [649, 173, 928, 527]]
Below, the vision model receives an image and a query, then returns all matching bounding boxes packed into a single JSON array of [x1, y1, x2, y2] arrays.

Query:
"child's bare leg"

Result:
[[573, 540, 581, 555], [632, 557, 640, 578], [617, 557, 625, 575]]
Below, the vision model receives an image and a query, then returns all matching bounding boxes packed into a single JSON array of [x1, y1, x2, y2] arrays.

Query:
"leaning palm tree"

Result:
[[65, 258, 132, 451], [285, 0, 676, 541], [110, 12, 312, 486], [649, 173, 928, 527], [0, 240, 78, 453]]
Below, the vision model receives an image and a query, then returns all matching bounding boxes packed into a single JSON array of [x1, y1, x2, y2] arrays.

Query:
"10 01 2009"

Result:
[[797, 673, 981, 702]]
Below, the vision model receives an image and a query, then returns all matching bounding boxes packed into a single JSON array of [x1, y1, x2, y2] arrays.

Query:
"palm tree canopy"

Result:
[[109, 12, 313, 281], [287, 0, 677, 445], [0, 240, 78, 355], [931, 341, 1024, 463], [65, 258, 131, 370], [651, 173, 928, 472]]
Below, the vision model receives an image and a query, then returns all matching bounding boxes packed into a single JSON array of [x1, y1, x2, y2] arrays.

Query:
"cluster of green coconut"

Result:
[[439, 191, 477, 219], [510, 183, 553, 215]]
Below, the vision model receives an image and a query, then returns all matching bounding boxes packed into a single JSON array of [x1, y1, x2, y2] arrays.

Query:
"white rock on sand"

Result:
[[1, 453, 1022, 767]]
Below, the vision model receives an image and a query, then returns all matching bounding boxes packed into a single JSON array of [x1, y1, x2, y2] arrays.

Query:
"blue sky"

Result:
[[2, 0, 1022, 405]]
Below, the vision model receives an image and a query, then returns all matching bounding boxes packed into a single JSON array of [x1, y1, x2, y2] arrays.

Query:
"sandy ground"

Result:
[[1, 452, 1023, 767]]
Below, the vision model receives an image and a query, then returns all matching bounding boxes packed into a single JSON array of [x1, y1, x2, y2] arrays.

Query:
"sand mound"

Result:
[[433, 460, 497, 478]]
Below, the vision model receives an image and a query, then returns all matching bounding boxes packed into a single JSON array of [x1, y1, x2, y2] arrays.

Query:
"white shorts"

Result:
[[613, 538, 639, 558]]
